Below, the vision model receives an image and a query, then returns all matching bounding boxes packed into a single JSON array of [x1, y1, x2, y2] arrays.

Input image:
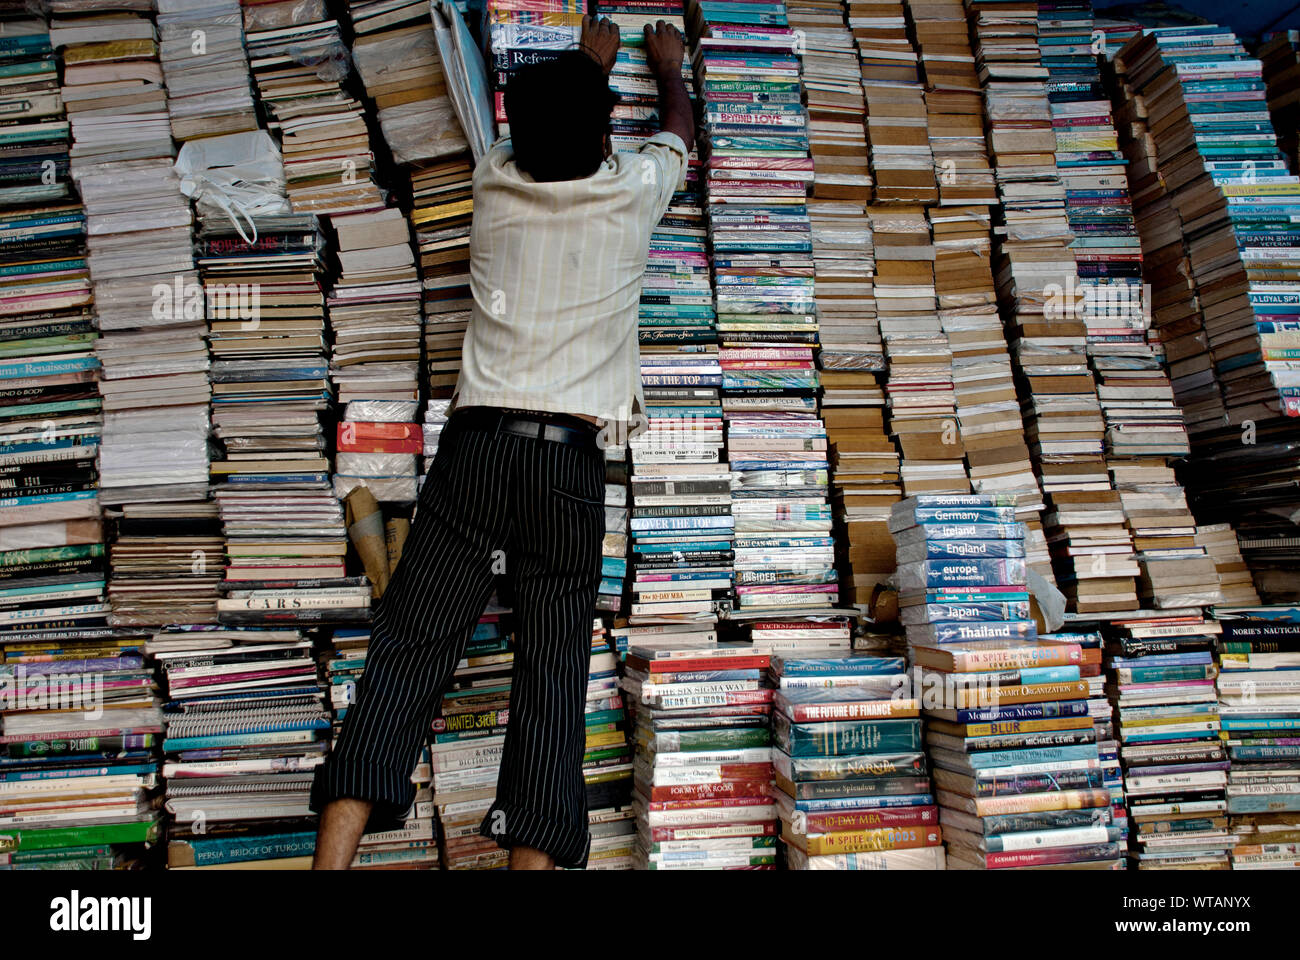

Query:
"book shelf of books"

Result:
[[0, 0, 1296, 872]]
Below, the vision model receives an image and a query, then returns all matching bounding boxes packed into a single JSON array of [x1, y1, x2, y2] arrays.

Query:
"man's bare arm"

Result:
[[644, 21, 695, 154], [579, 15, 620, 75]]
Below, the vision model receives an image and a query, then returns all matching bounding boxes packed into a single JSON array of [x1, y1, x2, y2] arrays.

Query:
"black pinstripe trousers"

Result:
[[310, 409, 605, 868]]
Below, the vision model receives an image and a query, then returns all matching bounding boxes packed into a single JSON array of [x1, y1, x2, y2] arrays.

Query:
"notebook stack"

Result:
[[320, 626, 440, 869], [347, 0, 469, 165], [1260, 32, 1299, 190], [431, 607, 513, 870], [871, 205, 969, 498], [485, 0, 583, 133], [154, 627, 332, 869], [581, 619, 635, 868], [409, 155, 473, 399], [243, 7, 384, 215], [326, 207, 421, 407], [622, 642, 777, 869], [0, 622, 162, 869], [1212, 605, 1300, 869], [56, 6, 209, 508], [154, 0, 257, 142], [1113, 28, 1300, 598], [1104, 613, 1233, 869], [1115, 469, 1223, 611], [1091, 13, 1139, 61], [421, 398, 452, 482], [772, 652, 943, 870], [101, 502, 222, 627]]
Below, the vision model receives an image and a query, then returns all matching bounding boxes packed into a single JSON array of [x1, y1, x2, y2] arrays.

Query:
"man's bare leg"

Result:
[[509, 845, 555, 870], [312, 798, 373, 869]]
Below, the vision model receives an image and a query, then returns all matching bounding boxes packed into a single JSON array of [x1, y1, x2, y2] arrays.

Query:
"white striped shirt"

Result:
[[454, 131, 689, 421]]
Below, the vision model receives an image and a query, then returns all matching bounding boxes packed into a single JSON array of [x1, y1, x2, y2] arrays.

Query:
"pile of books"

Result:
[[891, 494, 1120, 867], [154, 626, 332, 869], [598, 442, 629, 616], [1195, 524, 1261, 607], [431, 607, 513, 869], [0, 9, 106, 643], [1212, 605, 1300, 869], [1260, 31, 1299, 177], [347, 0, 469, 165], [57, 6, 210, 508], [321, 626, 441, 869], [581, 620, 635, 868], [1105, 614, 1233, 868], [485, 0, 582, 132], [326, 208, 422, 407], [623, 642, 777, 868], [155, 0, 257, 142], [0, 616, 161, 868], [1113, 27, 1300, 597], [243, 9, 384, 214], [873, 205, 969, 497], [773, 652, 943, 869], [409, 155, 473, 399], [333, 403, 422, 505]]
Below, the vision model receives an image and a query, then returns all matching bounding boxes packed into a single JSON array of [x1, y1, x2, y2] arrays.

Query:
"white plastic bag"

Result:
[[174, 131, 291, 244]]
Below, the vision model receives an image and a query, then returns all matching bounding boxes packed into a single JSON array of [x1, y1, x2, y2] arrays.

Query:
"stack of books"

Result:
[[1194, 524, 1261, 607], [154, 626, 332, 869], [243, 10, 384, 214], [485, 0, 583, 133], [408, 155, 473, 399], [622, 642, 778, 868], [789, 1, 872, 204], [892, 494, 1120, 867], [0, 618, 161, 868], [1260, 32, 1299, 194], [347, 0, 469, 164], [431, 607, 513, 869], [326, 207, 422, 407], [919, 629, 1121, 869], [155, 0, 257, 142], [57, 6, 210, 508], [598, 443, 629, 617], [909, 0, 996, 207], [333, 405, 422, 505], [772, 653, 943, 869], [202, 211, 331, 496], [1105, 614, 1233, 868], [581, 619, 635, 868], [0, 10, 106, 651], [103, 501, 222, 626], [970, 1, 1143, 615], [1212, 605, 1300, 869], [1113, 27, 1300, 595], [872, 205, 969, 497], [321, 626, 441, 869]]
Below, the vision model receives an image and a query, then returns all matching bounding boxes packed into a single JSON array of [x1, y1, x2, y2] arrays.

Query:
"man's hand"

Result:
[[579, 15, 620, 75], [643, 20, 685, 79]]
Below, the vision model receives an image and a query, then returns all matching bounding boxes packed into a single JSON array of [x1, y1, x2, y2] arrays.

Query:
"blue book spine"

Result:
[[964, 744, 1101, 769], [920, 540, 1026, 558], [920, 601, 1031, 623], [186, 831, 318, 866], [923, 621, 1037, 644]]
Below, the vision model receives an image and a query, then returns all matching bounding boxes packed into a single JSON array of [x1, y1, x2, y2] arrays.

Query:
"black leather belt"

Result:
[[450, 406, 601, 450]]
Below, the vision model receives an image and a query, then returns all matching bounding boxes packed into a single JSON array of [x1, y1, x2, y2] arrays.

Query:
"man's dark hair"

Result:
[[504, 51, 618, 182]]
